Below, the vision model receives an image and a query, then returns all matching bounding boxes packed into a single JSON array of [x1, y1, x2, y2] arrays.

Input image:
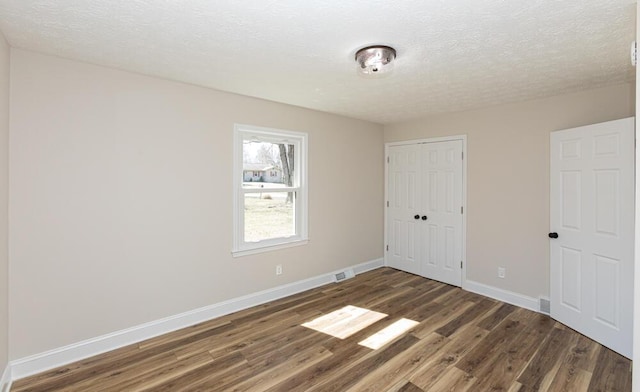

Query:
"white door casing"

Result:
[[550, 117, 634, 359], [386, 137, 465, 287]]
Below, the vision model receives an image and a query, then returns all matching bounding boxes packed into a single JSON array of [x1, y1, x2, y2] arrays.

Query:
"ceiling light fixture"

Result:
[[355, 45, 396, 77]]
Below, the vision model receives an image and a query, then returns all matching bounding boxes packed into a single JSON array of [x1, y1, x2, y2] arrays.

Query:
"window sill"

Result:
[[232, 238, 309, 258]]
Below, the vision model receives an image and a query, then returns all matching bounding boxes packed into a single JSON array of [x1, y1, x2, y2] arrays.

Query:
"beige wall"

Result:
[[8, 49, 384, 359], [0, 32, 9, 371], [385, 83, 635, 299]]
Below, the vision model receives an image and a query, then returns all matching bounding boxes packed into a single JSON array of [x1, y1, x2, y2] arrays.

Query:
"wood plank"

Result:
[[545, 333, 594, 392], [305, 333, 420, 392], [261, 337, 370, 391], [434, 298, 495, 337], [12, 322, 237, 392], [302, 305, 387, 339], [410, 300, 476, 339], [476, 302, 517, 330], [505, 312, 556, 364], [408, 325, 487, 390], [516, 327, 574, 390], [98, 352, 214, 392], [455, 313, 553, 391], [455, 314, 530, 376], [396, 381, 424, 392], [572, 334, 602, 374], [208, 346, 332, 392], [172, 311, 301, 360], [143, 351, 247, 392], [344, 332, 449, 392], [427, 367, 477, 392], [470, 350, 527, 391], [587, 346, 632, 392]]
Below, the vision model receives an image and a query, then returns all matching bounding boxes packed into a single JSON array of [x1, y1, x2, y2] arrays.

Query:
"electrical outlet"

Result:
[[276, 264, 283, 275], [498, 267, 506, 279]]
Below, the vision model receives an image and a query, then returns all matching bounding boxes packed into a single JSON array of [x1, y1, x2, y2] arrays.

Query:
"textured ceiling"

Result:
[[0, 0, 635, 124]]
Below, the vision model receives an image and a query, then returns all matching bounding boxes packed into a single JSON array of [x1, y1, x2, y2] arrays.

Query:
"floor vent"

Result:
[[539, 297, 550, 314], [333, 268, 355, 283]]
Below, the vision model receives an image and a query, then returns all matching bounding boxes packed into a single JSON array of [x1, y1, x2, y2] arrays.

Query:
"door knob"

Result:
[[421, 216, 428, 221], [414, 215, 420, 220], [548, 232, 558, 239]]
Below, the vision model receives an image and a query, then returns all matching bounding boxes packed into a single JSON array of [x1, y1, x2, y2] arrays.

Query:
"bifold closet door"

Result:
[[387, 144, 421, 275], [387, 140, 463, 287], [420, 140, 463, 287]]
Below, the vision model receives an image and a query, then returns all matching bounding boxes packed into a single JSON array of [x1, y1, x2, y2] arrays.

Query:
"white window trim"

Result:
[[232, 124, 309, 257]]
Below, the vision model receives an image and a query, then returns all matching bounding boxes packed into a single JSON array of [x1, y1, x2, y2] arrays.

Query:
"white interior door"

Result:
[[550, 117, 634, 358], [387, 139, 464, 286], [387, 144, 421, 275], [420, 140, 464, 287]]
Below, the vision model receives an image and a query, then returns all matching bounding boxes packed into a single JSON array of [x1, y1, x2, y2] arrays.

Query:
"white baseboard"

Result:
[[1, 364, 11, 392], [464, 279, 540, 312], [9, 258, 384, 381], [353, 258, 384, 274]]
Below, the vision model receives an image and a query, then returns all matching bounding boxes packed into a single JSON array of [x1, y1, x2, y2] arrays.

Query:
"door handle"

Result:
[[548, 232, 558, 239], [421, 216, 428, 221], [414, 215, 420, 220]]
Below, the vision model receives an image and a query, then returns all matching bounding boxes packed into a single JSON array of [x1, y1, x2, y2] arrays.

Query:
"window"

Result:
[[233, 124, 308, 256]]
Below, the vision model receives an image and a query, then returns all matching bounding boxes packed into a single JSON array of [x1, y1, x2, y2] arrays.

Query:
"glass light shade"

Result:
[[355, 46, 396, 77]]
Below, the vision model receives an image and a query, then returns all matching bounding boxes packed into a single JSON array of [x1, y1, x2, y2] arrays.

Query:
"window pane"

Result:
[[244, 192, 295, 242], [243, 141, 295, 189], [233, 125, 307, 255]]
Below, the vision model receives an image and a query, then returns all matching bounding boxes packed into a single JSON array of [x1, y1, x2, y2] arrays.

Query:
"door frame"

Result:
[[384, 135, 468, 287]]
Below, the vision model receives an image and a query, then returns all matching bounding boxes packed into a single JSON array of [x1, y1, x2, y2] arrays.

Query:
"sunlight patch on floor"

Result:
[[301, 305, 387, 339], [358, 318, 420, 350]]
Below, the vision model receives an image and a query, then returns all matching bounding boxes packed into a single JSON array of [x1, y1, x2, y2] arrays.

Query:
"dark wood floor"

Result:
[[12, 268, 632, 391]]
